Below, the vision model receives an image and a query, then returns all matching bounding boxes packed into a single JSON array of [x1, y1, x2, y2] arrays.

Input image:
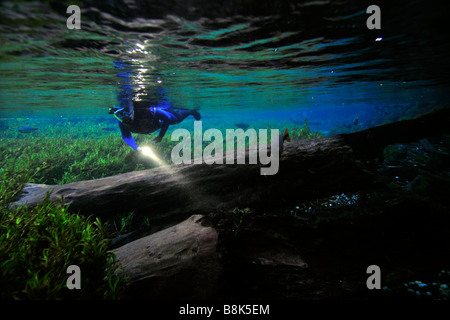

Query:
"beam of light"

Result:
[[139, 144, 201, 200], [138, 142, 219, 217], [141, 146, 164, 165]]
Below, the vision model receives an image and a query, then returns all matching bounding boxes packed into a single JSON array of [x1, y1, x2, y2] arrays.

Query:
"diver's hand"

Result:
[[152, 136, 162, 143]]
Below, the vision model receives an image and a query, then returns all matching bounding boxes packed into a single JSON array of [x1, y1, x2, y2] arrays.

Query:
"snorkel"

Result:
[[114, 107, 125, 122], [109, 106, 133, 123]]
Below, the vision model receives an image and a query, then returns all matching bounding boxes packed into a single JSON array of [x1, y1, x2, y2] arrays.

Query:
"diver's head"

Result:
[[110, 106, 133, 123], [113, 107, 126, 122]]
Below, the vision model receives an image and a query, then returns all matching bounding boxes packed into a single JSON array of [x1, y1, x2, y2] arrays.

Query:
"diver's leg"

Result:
[[154, 108, 178, 123], [154, 107, 200, 125], [170, 108, 201, 123]]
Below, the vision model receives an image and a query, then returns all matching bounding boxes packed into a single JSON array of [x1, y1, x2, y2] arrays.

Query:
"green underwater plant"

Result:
[[116, 212, 135, 234], [0, 195, 122, 300], [0, 135, 158, 186], [0, 131, 127, 299], [289, 118, 323, 140], [231, 207, 251, 237]]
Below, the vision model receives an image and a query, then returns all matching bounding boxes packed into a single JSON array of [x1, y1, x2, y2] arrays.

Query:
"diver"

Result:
[[111, 60, 200, 152], [109, 100, 201, 151]]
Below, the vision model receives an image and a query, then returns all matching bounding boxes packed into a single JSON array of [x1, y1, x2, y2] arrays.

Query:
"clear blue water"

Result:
[[1, 0, 450, 136], [2, 1, 450, 302]]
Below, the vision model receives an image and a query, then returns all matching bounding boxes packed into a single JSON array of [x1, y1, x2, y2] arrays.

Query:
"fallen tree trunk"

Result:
[[113, 213, 310, 299], [113, 214, 221, 299], [13, 107, 450, 230]]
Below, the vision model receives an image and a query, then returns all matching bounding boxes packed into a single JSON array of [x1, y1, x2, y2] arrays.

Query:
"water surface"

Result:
[[1, 0, 450, 134]]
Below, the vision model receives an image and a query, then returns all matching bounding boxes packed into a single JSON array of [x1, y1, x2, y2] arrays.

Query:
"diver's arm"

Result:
[[151, 108, 173, 143], [153, 123, 169, 143], [118, 121, 140, 151]]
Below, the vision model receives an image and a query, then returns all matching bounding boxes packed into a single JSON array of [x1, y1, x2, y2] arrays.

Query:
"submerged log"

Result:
[[113, 214, 221, 299], [13, 107, 450, 229]]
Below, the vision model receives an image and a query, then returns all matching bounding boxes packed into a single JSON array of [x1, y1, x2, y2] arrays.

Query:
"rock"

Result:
[[113, 215, 220, 299]]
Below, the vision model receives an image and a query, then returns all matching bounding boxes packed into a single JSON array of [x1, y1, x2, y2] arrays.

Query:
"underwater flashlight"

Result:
[[140, 146, 159, 161]]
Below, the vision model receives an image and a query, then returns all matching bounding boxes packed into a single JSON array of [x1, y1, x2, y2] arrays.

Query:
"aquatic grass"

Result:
[[0, 151, 124, 299], [0, 116, 118, 140], [0, 122, 131, 299], [0, 194, 122, 299], [0, 148, 124, 299], [109, 210, 153, 237], [0, 135, 152, 186], [116, 211, 135, 234], [289, 118, 323, 140]]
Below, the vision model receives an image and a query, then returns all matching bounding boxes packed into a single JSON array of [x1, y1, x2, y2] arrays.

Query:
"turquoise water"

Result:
[[2, 1, 450, 302], [1, 0, 450, 136]]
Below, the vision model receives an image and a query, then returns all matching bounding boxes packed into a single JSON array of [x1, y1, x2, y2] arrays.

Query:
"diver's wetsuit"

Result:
[[114, 100, 200, 151], [112, 60, 199, 151]]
